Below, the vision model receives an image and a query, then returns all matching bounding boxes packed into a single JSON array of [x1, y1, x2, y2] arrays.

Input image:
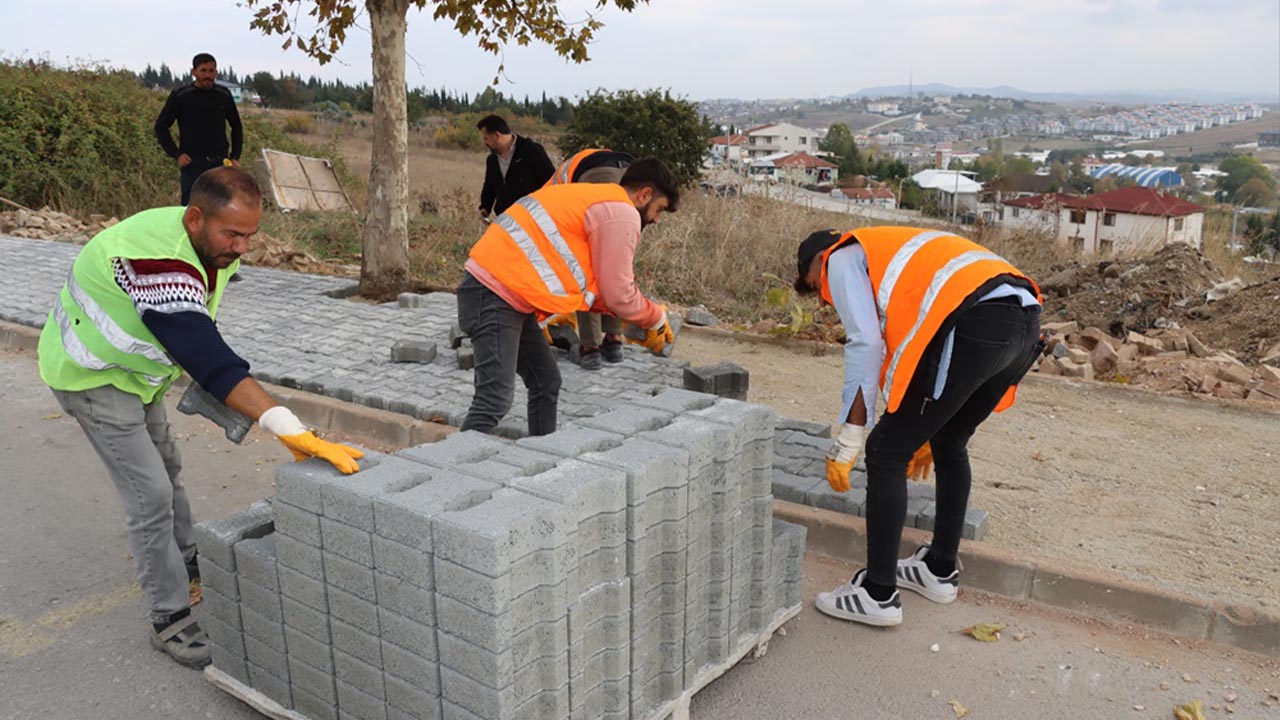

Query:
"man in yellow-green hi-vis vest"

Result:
[[38, 167, 363, 669]]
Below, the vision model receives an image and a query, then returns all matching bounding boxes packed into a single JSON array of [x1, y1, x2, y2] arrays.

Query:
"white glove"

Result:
[[826, 423, 865, 465], [259, 406, 308, 437]]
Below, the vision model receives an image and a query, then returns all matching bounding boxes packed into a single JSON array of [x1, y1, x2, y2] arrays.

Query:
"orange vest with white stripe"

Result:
[[819, 226, 1041, 415], [546, 148, 609, 186], [470, 182, 632, 316]]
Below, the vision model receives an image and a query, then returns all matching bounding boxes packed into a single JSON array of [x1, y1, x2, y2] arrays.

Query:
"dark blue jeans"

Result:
[[179, 157, 225, 205], [457, 272, 562, 436], [863, 298, 1042, 587]]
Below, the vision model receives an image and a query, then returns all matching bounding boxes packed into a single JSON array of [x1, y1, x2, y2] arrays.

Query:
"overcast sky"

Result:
[[3, 0, 1278, 101]]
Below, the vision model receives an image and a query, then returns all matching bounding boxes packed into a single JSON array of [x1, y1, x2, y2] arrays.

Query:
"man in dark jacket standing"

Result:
[[476, 115, 555, 221], [154, 53, 244, 205]]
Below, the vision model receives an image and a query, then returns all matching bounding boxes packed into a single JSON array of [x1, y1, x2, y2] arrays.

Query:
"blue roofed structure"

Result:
[[1089, 163, 1184, 188]]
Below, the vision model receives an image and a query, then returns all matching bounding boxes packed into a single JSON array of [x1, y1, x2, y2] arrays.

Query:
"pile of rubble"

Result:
[[1032, 320, 1280, 404], [0, 207, 118, 244]]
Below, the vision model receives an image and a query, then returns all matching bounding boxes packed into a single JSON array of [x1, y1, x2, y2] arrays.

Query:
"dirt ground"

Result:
[[675, 330, 1280, 612]]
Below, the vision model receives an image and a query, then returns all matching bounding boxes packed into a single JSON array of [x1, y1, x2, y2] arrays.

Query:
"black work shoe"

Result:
[[548, 324, 578, 352], [570, 346, 604, 371], [600, 339, 625, 363]]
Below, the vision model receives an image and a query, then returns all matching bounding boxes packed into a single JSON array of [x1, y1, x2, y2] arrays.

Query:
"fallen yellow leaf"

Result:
[[41, 413, 63, 420], [1173, 699, 1206, 720], [949, 699, 969, 718], [963, 623, 1006, 642]]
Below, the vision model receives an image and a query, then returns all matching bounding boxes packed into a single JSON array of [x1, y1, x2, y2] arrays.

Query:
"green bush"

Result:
[[0, 60, 354, 217], [284, 114, 316, 134], [432, 116, 482, 151]]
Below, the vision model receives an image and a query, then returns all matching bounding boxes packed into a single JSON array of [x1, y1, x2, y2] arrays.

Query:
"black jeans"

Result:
[[457, 273, 562, 436], [863, 298, 1042, 587], [179, 157, 225, 205]]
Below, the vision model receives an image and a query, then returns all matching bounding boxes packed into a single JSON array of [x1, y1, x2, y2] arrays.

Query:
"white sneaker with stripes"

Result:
[[896, 545, 960, 604], [815, 569, 902, 626]]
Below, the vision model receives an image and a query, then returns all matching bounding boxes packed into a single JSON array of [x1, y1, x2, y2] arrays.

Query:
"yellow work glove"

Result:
[[641, 310, 675, 355], [906, 442, 933, 481], [260, 406, 364, 475], [824, 423, 863, 493]]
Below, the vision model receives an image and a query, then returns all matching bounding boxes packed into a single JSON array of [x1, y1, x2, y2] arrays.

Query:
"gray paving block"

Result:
[[434, 553, 568, 617], [248, 661, 293, 710], [286, 624, 336, 674], [277, 458, 370, 514], [198, 556, 241, 601], [432, 488, 572, 581], [386, 673, 443, 720], [916, 501, 937, 531], [806, 485, 867, 517], [336, 678, 388, 720], [434, 594, 568, 656], [321, 457, 439, 529], [276, 532, 325, 576], [293, 688, 339, 720], [323, 552, 377, 601], [381, 640, 441, 694], [438, 615, 568, 689], [688, 398, 776, 442], [574, 406, 674, 436], [575, 678, 628, 720], [682, 362, 749, 400], [275, 500, 323, 547], [440, 666, 569, 720], [447, 322, 466, 350], [328, 586, 380, 635], [335, 649, 385, 700], [770, 468, 822, 504], [456, 345, 475, 370], [907, 481, 937, 500], [282, 595, 331, 643], [630, 387, 717, 414], [210, 645, 250, 685], [321, 517, 374, 566], [202, 611, 245, 658], [516, 425, 623, 458], [580, 437, 690, 504], [240, 576, 284, 624], [378, 607, 438, 662], [775, 416, 833, 438], [201, 586, 242, 627], [193, 499, 274, 570], [391, 340, 438, 364], [963, 508, 989, 540], [372, 535, 434, 591], [241, 604, 286, 654], [289, 653, 339, 704], [373, 471, 499, 554], [374, 571, 437, 624], [279, 563, 328, 612], [773, 454, 821, 477], [245, 635, 289, 677], [234, 535, 279, 592]]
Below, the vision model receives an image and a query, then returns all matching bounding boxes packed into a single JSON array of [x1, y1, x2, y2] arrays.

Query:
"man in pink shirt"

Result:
[[458, 158, 680, 436]]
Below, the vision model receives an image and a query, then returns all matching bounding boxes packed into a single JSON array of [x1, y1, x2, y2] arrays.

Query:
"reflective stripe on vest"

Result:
[[51, 301, 168, 386], [881, 250, 1005, 402], [66, 271, 175, 368], [494, 213, 566, 296], [875, 229, 949, 333], [516, 196, 589, 294]]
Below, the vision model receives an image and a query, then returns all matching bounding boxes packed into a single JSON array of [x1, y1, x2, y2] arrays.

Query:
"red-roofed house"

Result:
[[832, 186, 897, 209], [706, 133, 749, 164], [751, 151, 838, 184], [1003, 187, 1204, 254]]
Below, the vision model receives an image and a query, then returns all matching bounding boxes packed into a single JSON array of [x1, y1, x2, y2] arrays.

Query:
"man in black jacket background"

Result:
[[154, 53, 244, 205], [476, 115, 555, 221]]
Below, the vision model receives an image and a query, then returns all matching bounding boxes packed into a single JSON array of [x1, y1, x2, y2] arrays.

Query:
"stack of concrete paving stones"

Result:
[[195, 389, 807, 720], [1, 236, 987, 545]]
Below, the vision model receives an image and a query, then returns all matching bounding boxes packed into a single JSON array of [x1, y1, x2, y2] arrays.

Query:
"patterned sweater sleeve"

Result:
[[115, 258, 251, 402]]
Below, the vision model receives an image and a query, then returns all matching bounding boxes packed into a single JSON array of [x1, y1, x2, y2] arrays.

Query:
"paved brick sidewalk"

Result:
[[0, 235, 971, 536]]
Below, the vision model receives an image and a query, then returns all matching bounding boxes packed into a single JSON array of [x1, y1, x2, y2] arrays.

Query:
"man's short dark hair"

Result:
[[793, 229, 844, 295], [189, 167, 261, 215], [476, 114, 510, 135], [620, 157, 680, 212], [192, 53, 217, 69]]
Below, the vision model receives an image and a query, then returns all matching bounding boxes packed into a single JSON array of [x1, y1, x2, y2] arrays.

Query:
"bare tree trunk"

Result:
[[360, 0, 411, 299]]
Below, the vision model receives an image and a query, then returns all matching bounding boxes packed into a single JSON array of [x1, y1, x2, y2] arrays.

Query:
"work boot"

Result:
[[600, 336, 625, 363], [570, 345, 603, 371], [150, 610, 212, 669]]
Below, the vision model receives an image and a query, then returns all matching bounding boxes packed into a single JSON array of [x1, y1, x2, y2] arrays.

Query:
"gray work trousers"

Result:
[[575, 311, 623, 348], [52, 384, 194, 624]]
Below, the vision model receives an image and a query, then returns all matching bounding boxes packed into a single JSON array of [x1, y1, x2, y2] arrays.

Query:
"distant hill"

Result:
[[844, 83, 1275, 105]]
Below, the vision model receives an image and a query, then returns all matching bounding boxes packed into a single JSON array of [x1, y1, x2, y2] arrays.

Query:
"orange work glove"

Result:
[[824, 423, 863, 493], [641, 310, 675, 355], [906, 442, 933, 481], [260, 406, 364, 475]]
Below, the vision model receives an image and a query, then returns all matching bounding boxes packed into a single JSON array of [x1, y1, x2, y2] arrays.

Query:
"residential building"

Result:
[[981, 173, 1059, 204], [1089, 164, 1184, 188], [910, 169, 983, 214], [1002, 187, 1204, 254], [743, 123, 821, 159], [832, 187, 897, 209], [868, 101, 901, 115], [750, 151, 838, 184], [706, 133, 749, 164]]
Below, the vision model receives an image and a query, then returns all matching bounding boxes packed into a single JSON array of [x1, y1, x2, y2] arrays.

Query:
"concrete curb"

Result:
[[680, 324, 841, 356], [772, 500, 1279, 658], [0, 320, 454, 449]]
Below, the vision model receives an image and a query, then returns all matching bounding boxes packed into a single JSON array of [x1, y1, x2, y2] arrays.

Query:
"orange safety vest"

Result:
[[819, 226, 1041, 415], [470, 182, 633, 316], [546, 148, 609, 186]]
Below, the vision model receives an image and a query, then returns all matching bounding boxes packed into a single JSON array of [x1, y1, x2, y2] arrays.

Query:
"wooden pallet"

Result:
[[206, 603, 802, 720]]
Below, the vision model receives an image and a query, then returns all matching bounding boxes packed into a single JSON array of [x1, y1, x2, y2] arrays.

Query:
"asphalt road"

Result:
[[2, 347, 1276, 720]]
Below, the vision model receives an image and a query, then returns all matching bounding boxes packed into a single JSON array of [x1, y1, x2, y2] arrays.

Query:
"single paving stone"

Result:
[[682, 362, 749, 401], [390, 340, 438, 364]]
